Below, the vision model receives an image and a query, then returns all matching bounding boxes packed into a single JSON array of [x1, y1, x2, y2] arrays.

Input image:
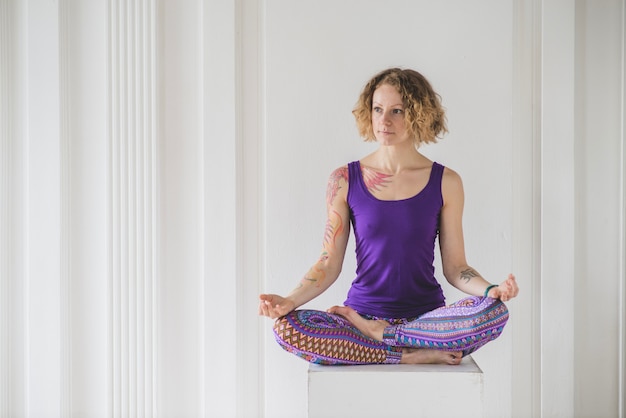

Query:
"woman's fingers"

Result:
[[506, 274, 519, 297], [259, 294, 295, 319], [496, 274, 519, 301], [262, 300, 278, 318], [259, 294, 279, 318], [259, 300, 271, 317], [269, 301, 285, 318]]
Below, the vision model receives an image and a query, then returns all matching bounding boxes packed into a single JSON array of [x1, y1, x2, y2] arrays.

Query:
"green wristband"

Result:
[[484, 284, 498, 298]]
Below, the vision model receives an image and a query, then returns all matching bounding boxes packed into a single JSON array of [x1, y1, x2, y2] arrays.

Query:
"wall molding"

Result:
[[107, 0, 158, 416], [618, 0, 626, 417], [511, 0, 542, 416], [238, 0, 265, 415], [540, 0, 577, 415], [1, 2, 26, 416], [0, 0, 10, 414], [59, 0, 71, 414], [201, 0, 248, 415]]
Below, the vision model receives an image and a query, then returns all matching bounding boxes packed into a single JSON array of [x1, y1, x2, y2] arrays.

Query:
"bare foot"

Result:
[[401, 348, 463, 365], [327, 305, 388, 341], [328, 305, 463, 366]]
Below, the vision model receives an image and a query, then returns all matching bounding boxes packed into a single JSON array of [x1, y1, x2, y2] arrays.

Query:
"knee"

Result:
[[486, 298, 510, 330], [272, 312, 294, 344], [470, 297, 510, 333], [492, 298, 509, 317]]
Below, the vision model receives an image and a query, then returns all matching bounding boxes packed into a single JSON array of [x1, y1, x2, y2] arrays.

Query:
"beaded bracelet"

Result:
[[484, 284, 498, 298]]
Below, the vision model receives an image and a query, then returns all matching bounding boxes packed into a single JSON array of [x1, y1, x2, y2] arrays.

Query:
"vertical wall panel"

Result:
[[59, 0, 71, 415], [26, 0, 63, 414], [622, 3, 626, 416], [573, 1, 623, 416], [202, 0, 242, 416], [240, 0, 265, 416], [511, 0, 542, 417], [0, 0, 28, 411], [107, 1, 157, 416], [157, 0, 202, 415], [0, 1, 10, 415], [622, 1, 626, 412], [541, 1, 576, 416], [67, 0, 108, 415]]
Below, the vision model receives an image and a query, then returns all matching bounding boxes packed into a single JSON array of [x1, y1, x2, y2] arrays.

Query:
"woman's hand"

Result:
[[488, 274, 519, 302], [258, 294, 296, 319]]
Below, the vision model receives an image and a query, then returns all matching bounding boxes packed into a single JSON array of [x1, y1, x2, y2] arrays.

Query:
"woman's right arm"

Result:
[[259, 166, 351, 319]]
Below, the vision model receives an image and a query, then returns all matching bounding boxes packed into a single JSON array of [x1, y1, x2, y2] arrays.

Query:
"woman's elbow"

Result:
[[443, 273, 455, 286], [442, 265, 461, 284]]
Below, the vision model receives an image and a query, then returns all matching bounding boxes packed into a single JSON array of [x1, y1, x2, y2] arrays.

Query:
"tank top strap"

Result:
[[347, 161, 361, 190], [429, 162, 445, 204]]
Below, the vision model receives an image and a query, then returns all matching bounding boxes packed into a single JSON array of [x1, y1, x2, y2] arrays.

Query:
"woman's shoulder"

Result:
[[440, 165, 464, 202], [326, 164, 350, 206], [329, 164, 350, 182], [441, 164, 462, 182]]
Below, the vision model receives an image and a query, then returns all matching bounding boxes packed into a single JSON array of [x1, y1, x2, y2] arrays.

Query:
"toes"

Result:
[[326, 305, 340, 314], [327, 305, 355, 317], [448, 352, 462, 365]]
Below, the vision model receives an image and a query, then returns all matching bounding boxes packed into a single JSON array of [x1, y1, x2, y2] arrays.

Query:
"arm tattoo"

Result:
[[323, 210, 344, 247], [300, 167, 346, 290], [300, 252, 330, 288], [460, 268, 479, 283], [326, 166, 348, 207]]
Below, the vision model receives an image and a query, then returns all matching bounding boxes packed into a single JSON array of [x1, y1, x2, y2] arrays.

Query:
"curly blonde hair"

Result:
[[352, 68, 448, 146]]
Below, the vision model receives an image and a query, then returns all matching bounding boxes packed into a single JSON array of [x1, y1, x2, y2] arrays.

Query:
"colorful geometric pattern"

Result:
[[383, 296, 509, 356], [273, 310, 402, 365], [273, 296, 508, 365]]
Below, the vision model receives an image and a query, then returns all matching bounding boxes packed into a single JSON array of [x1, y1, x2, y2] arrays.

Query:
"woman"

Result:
[[258, 68, 519, 365]]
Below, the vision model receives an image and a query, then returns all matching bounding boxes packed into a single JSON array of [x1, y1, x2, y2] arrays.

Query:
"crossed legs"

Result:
[[273, 296, 509, 365], [327, 306, 463, 365]]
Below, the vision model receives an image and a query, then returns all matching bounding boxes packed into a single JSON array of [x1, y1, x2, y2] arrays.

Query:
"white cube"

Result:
[[308, 356, 484, 418]]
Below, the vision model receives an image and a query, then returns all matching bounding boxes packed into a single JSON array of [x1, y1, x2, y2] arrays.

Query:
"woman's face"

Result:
[[371, 84, 411, 146]]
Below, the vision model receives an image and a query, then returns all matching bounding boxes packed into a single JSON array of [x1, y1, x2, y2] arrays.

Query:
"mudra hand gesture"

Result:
[[259, 294, 295, 319]]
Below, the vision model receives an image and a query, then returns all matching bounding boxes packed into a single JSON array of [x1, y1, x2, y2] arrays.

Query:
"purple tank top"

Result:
[[344, 161, 446, 318]]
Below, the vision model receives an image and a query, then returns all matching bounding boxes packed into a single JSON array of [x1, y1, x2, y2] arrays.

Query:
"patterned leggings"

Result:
[[273, 296, 509, 365]]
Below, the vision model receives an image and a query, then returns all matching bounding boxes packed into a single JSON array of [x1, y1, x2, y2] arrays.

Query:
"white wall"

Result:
[[0, 1, 624, 417]]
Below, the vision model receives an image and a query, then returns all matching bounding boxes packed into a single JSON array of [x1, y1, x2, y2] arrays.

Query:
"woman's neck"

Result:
[[366, 144, 430, 174]]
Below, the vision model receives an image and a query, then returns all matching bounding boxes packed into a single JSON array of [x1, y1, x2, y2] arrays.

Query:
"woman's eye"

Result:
[[373, 107, 382, 113], [392, 109, 404, 114]]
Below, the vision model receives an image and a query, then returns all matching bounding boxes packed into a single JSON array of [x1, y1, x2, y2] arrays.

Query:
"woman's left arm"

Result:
[[438, 168, 519, 302]]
